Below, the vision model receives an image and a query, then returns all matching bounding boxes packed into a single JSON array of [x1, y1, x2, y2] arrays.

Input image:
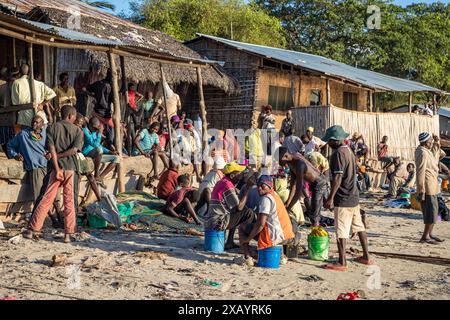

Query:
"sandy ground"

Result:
[[0, 193, 449, 300]]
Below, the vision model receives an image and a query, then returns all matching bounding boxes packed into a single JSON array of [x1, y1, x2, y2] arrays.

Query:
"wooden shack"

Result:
[[0, 1, 237, 100], [186, 34, 446, 130]]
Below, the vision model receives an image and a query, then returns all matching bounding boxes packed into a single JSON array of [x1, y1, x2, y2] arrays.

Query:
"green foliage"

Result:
[[254, 0, 450, 91], [134, 0, 286, 47]]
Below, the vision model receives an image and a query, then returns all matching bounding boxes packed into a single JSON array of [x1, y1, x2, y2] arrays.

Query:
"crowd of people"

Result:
[[0, 64, 447, 268]]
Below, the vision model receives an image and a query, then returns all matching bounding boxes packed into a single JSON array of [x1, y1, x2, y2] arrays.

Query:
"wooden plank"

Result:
[[27, 42, 36, 105], [159, 63, 173, 157], [196, 66, 208, 154]]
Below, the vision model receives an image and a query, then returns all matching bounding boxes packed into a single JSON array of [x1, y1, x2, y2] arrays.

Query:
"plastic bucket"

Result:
[[257, 246, 282, 268], [204, 229, 225, 253], [307, 235, 329, 261]]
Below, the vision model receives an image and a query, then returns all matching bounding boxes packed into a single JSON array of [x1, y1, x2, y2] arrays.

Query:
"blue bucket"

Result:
[[204, 229, 225, 254], [257, 246, 283, 268]]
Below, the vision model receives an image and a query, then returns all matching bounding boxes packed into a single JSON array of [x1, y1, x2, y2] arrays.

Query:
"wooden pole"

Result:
[[408, 92, 413, 113], [368, 90, 373, 112], [196, 66, 208, 156], [27, 43, 36, 106], [107, 51, 125, 193], [326, 78, 331, 106], [298, 70, 302, 107], [12, 38, 16, 67], [53, 47, 58, 88], [159, 63, 173, 157]]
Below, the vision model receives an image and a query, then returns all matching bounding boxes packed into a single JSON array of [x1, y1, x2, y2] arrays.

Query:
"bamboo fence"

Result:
[[293, 106, 439, 161]]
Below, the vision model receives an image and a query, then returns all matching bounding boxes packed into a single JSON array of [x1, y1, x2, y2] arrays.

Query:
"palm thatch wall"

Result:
[[293, 105, 440, 161]]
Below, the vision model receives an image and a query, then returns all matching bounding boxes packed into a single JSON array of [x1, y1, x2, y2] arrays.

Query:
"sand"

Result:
[[0, 193, 449, 300]]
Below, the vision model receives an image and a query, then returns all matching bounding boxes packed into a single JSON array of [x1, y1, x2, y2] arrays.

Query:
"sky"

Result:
[[106, 0, 449, 15]]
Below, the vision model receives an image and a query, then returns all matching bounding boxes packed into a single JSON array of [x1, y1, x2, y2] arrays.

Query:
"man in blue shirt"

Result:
[[83, 117, 119, 187], [7, 115, 61, 227]]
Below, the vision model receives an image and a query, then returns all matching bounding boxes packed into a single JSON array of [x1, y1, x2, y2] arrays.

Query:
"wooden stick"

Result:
[[196, 66, 208, 157], [108, 51, 125, 193], [159, 63, 173, 158], [408, 92, 413, 113], [326, 79, 331, 106], [12, 37, 16, 67]]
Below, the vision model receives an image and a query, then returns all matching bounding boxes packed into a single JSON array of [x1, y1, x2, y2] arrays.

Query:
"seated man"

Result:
[[156, 160, 179, 200], [196, 157, 226, 214], [403, 163, 416, 189], [133, 122, 169, 179], [82, 117, 119, 186], [163, 175, 201, 225], [387, 158, 410, 198], [204, 162, 258, 250], [239, 175, 295, 266]]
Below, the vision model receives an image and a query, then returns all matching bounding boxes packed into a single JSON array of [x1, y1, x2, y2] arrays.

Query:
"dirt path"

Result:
[[0, 195, 449, 300]]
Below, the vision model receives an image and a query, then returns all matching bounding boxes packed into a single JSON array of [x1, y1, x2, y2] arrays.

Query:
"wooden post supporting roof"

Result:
[[12, 38, 16, 67], [27, 43, 36, 106], [159, 63, 173, 157], [408, 92, 413, 113], [369, 90, 373, 112], [196, 67, 208, 158], [108, 51, 125, 193], [326, 79, 331, 106]]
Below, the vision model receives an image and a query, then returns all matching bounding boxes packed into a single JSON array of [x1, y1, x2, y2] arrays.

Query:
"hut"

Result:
[[186, 34, 447, 161], [0, 3, 233, 216], [0, 0, 237, 97]]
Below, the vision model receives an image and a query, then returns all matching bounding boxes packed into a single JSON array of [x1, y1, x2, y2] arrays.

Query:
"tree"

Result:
[[82, 0, 116, 11], [255, 0, 450, 91], [129, 0, 286, 47]]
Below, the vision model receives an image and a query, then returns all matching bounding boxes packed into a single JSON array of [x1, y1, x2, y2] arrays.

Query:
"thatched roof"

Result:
[[0, 0, 238, 92]]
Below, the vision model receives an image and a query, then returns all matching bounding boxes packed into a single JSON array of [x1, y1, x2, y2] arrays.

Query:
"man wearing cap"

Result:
[[279, 146, 328, 227], [323, 125, 371, 271], [415, 132, 444, 244], [205, 161, 258, 250], [304, 127, 326, 155], [238, 175, 295, 266], [196, 157, 226, 214]]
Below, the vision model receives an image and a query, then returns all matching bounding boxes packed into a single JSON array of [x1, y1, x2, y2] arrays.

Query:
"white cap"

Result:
[[213, 157, 226, 170]]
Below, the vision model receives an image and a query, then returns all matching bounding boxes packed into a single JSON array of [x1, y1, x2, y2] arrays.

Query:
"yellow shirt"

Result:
[[307, 151, 329, 173], [53, 85, 77, 108], [11, 75, 56, 126]]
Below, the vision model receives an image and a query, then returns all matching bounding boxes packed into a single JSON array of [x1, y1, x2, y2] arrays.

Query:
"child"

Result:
[[163, 175, 201, 225]]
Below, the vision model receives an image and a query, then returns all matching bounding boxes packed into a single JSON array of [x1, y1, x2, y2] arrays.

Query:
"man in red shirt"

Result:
[[157, 160, 179, 200]]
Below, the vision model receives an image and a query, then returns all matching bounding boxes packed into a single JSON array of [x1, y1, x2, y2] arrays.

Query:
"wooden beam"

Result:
[[369, 90, 373, 112], [107, 51, 125, 193], [27, 43, 36, 106], [159, 63, 173, 157], [298, 69, 302, 107], [408, 92, 413, 113], [326, 79, 331, 106], [12, 38, 16, 67], [196, 66, 208, 155], [53, 47, 58, 88]]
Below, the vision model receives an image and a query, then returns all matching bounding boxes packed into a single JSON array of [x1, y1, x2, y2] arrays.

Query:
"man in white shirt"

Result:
[[11, 64, 55, 128]]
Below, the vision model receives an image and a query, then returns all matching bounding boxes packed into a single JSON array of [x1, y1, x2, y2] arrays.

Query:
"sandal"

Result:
[[353, 256, 374, 265], [419, 238, 438, 245], [430, 236, 445, 243], [323, 263, 348, 272]]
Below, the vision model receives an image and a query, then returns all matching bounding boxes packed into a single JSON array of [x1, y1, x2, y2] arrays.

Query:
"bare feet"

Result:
[[353, 256, 374, 265], [419, 238, 438, 245], [225, 242, 240, 250], [323, 263, 348, 271], [64, 234, 72, 243], [23, 229, 34, 240]]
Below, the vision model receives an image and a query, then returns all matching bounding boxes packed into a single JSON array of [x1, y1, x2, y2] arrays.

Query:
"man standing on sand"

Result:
[[322, 125, 372, 271], [24, 106, 83, 243], [279, 146, 327, 227], [415, 132, 444, 244]]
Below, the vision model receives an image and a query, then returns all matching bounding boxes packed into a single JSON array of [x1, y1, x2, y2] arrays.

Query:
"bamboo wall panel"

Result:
[[293, 106, 439, 161]]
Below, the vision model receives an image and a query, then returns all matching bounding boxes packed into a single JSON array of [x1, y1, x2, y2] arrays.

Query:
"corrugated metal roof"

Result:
[[439, 107, 450, 118], [195, 34, 445, 94]]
